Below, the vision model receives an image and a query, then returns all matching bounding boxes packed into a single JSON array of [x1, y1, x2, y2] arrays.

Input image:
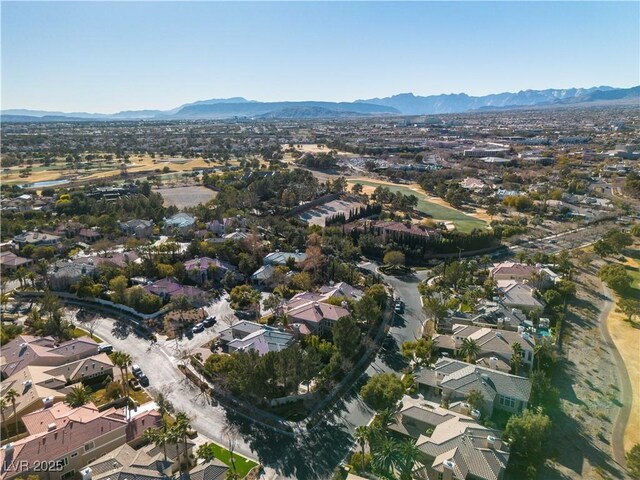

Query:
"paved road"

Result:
[[597, 283, 632, 469]]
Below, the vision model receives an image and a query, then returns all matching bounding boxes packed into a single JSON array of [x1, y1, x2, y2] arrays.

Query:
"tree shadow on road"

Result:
[[377, 334, 409, 371], [111, 319, 134, 339], [226, 409, 353, 480]]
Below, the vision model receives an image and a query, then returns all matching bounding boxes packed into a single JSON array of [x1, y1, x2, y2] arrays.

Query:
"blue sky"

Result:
[[2, 1, 639, 112]]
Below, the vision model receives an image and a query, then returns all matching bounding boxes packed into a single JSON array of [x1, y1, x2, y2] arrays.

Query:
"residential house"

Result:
[[280, 282, 362, 336], [48, 259, 98, 291], [184, 256, 236, 284], [489, 262, 539, 283], [163, 213, 196, 235], [0, 251, 33, 273], [78, 228, 103, 243], [496, 280, 545, 312], [13, 231, 61, 250], [433, 325, 535, 372], [415, 358, 532, 415], [0, 402, 161, 480], [460, 177, 487, 193], [0, 353, 113, 425], [263, 250, 306, 266], [218, 321, 294, 356], [437, 301, 527, 334], [1, 335, 100, 380], [222, 230, 249, 241], [118, 219, 154, 238], [372, 221, 441, 242], [286, 299, 350, 337], [250, 264, 277, 286], [84, 438, 205, 480], [392, 401, 511, 480], [206, 220, 225, 236], [144, 278, 207, 305], [74, 251, 141, 270], [318, 281, 364, 302]]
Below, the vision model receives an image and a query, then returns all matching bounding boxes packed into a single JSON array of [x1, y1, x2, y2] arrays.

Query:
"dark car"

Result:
[[138, 374, 149, 387], [394, 300, 405, 314], [203, 317, 216, 327], [18, 304, 32, 314]]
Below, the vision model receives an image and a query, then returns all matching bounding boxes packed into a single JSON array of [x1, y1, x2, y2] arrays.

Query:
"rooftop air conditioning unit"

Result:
[[443, 460, 456, 470]]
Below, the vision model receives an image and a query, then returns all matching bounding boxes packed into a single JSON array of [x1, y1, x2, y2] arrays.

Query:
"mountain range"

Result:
[[3, 86, 638, 122]]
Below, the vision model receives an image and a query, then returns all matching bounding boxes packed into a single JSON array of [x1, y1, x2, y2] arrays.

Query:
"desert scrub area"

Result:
[[540, 257, 627, 480]]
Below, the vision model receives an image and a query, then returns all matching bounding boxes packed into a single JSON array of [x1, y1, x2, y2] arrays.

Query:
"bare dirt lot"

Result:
[[153, 185, 218, 209]]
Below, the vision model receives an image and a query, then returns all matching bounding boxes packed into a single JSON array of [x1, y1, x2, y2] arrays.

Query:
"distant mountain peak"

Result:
[[2, 85, 637, 122]]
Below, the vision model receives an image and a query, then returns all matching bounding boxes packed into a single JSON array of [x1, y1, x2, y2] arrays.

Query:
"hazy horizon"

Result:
[[2, 1, 639, 112]]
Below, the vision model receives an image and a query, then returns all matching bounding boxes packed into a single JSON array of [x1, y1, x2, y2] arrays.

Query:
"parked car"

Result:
[[131, 364, 142, 377], [18, 304, 32, 314], [394, 300, 405, 314], [203, 317, 216, 327], [192, 323, 205, 334], [138, 374, 149, 387], [97, 343, 113, 354]]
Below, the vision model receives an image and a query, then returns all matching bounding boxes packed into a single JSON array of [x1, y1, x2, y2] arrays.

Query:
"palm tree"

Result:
[[35, 260, 49, 288], [459, 338, 481, 363], [511, 343, 523, 374], [0, 398, 9, 439], [144, 427, 169, 462], [373, 407, 396, 432], [27, 271, 36, 289], [371, 437, 399, 476], [65, 384, 92, 407], [172, 412, 192, 472], [14, 267, 27, 289], [112, 351, 132, 415], [354, 425, 369, 470], [396, 439, 422, 480], [5, 388, 20, 434]]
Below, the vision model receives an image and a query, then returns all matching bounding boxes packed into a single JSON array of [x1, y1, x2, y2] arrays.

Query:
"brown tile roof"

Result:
[[1, 336, 98, 379], [0, 403, 161, 479], [287, 301, 350, 325]]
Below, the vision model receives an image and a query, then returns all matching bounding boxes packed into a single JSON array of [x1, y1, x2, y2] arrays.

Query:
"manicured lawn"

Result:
[[347, 179, 487, 233], [72, 327, 102, 343], [208, 442, 258, 478]]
